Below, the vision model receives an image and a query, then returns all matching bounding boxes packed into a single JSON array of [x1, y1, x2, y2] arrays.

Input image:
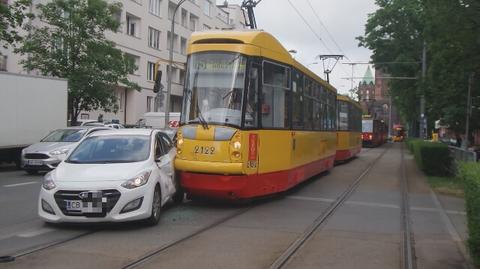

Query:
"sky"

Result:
[[217, 0, 378, 95]]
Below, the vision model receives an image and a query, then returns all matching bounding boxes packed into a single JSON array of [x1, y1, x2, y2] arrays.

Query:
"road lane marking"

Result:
[[17, 228, 55, 238], [3, 181, 39, 188], [288, 195, 466, 215]]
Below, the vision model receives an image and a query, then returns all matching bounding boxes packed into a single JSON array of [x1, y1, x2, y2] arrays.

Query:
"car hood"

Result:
[[53, 161, 150, 182], [25, 142, 76, 153]]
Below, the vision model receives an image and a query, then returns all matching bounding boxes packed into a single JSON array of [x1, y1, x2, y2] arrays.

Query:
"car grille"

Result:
[[54, 189, 121, 218], [24, 153, 50, 159]]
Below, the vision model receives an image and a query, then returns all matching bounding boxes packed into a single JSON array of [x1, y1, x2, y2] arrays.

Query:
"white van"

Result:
[[143, 112, 181, 129]]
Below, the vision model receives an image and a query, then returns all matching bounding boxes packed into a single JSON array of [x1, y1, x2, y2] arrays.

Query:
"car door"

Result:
[[154, 133, 176, 199]]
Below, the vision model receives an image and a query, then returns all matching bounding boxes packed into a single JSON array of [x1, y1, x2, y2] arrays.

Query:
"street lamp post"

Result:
[[165, 0, 187, 129]]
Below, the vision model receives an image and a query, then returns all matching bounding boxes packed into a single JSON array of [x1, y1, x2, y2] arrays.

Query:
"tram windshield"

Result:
[[182, 52, 248, 127]]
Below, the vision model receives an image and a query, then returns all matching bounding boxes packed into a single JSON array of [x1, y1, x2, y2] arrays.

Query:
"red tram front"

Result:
[[361, 117, 387, 147]]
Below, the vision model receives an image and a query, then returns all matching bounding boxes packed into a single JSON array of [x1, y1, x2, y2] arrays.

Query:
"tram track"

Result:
[[0, 230, 98, 263], [400, 143, 416, 269], [269, 145, 391, 269], [120, 206, 252, 269]]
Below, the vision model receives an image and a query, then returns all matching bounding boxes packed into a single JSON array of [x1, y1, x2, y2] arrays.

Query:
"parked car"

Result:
[[105, 123, 125, 129], [22, 126, 110, 174], [38, 129, 182, 225], [82, 122, 105, 127]]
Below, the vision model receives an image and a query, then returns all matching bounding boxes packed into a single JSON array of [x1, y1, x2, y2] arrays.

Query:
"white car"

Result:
[[38, 129, 182, 225]]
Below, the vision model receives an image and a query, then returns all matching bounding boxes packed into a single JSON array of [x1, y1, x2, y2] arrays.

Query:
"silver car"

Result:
[[22, 127, 110, 174]]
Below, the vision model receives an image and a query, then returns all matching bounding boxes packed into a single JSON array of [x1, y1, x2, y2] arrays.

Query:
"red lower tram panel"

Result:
[[180, 155, 336, 200], [335, 146, 361, 162]]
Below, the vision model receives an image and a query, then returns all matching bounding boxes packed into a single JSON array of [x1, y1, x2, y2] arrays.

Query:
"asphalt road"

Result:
[[0, 145, 470, 269]]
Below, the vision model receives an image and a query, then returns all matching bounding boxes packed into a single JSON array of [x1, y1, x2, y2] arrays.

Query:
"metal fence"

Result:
[[448, 146, 478, 163]]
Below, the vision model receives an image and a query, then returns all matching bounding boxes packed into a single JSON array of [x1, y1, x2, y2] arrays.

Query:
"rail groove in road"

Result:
[[400, 143, 416, 269], [269, 145, 390, 269], [0, 230, 98, 263], [120, 206, 252, 269]]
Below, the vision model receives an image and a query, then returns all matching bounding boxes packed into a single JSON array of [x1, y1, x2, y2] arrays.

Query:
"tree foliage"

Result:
[[358, 0, 480, 138], [0, 0, 33, 49], [16, 0, 140, 125]]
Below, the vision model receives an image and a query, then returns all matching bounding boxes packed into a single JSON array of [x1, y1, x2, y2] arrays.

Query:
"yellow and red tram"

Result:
[[335, 95, 362, 162], [174, 31, 338, 200]]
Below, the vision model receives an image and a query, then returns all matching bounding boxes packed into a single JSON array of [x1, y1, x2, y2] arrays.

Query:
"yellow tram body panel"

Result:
[[175, 125, 337, 176]]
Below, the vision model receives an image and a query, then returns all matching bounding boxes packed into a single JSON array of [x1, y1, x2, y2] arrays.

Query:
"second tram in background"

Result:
[[361, 115, 387, 147], [392, 124, 406, 142], [335, 95, 362, 162]]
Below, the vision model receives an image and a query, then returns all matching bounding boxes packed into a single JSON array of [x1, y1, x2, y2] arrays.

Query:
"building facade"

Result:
[[1, 0, 246, 124]]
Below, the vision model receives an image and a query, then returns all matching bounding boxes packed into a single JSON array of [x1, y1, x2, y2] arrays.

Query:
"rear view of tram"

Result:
[[175, 31, 338, 200], [335, 95, 362, 162], [361, 115, 387, 147]]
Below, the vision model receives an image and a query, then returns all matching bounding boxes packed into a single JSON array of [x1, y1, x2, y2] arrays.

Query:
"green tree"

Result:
[[16, 0, 140, 125], [0, 0, 33, 49], [357, 0, 425, 136]]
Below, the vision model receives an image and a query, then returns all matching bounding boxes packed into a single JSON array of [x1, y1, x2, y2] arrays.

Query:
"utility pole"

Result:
[[420, 41, 427, 138], [463, 73, 475, 149], [165, 0, 187, 129]]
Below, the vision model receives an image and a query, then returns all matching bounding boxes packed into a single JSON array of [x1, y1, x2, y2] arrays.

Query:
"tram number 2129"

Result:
[[194, 146, 215, 155]]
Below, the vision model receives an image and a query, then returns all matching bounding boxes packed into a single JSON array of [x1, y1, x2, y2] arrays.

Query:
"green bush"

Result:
[[458, 163, 480, 267], [411, 141, 452, 176], [405, 138, 422, 153]]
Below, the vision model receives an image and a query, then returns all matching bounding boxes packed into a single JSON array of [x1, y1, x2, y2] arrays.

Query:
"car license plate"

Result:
[[66, 200, 82, 211], [27, 160, 43, 166]]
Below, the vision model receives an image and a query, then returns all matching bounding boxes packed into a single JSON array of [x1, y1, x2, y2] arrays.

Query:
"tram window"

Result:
[[338, 101, 349, 131], [313, 100, 321, 130], [304, 97, 314, 130], [263, 61, 289, 88], [261, 61, 290, 129], [292, 70, 304, 129], [245, 66, 259, 127]]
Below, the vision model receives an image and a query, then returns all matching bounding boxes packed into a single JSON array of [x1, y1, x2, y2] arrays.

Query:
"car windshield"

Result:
[[41, 129, 88, 142], [66, 135, 150, 164], [181, 52, 247, 127]]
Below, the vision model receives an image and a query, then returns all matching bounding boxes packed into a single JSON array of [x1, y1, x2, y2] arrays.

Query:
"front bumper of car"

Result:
[[38, 181, 155, 223]]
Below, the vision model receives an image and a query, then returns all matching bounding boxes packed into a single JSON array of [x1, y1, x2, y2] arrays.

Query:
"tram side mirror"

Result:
[[153, 70, 164, 93]]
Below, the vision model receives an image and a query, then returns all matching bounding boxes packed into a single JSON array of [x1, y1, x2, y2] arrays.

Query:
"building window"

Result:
[[171, 66, 178, 83], [148, 27, 160, 49], [181, 8, 188, 27], [179, 69, 185, 84], [203, 0, 211, 16], [189, 14, 198, 31], [0, 55, 6, 71], [147, 62, 155, 81], [80, 113, 90, 120], [180, 37, 187, 55], [168, 1, 178, 21], [167, 31, 178, 51], [147, 96, 153, 112], [149, 0, 161, 16], [126, 13, 140, 37], [126, 53, 140, 75]]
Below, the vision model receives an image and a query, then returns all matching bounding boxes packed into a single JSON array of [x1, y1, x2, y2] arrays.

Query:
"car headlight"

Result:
[[121, 171, 151, 189], [50, 148, 70, 156], [42, 172, 56, 190]]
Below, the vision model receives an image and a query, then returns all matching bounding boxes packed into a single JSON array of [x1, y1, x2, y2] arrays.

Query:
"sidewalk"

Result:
[[405, 149, 472, 269]]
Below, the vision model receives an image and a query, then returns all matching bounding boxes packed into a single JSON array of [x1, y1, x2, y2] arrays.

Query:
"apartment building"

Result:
[[0, 0, 246, 124]]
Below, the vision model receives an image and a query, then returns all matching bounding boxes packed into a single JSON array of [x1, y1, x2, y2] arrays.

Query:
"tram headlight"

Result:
[[233, 141, 241, 150], [230, 132, 242, 161]]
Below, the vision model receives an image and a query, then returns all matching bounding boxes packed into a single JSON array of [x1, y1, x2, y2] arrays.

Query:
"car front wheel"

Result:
[[145, 185, 161, 226]]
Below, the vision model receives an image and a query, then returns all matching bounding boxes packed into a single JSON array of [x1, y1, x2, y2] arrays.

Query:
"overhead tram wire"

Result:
[[285, 0, 333, 55], [305, 0, 350, 61]]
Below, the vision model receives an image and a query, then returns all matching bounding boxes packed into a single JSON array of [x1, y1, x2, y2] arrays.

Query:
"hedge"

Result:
[[405, 138, 422, 153], [410, 140, 453, 176], [458, 163, 480, 267]]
